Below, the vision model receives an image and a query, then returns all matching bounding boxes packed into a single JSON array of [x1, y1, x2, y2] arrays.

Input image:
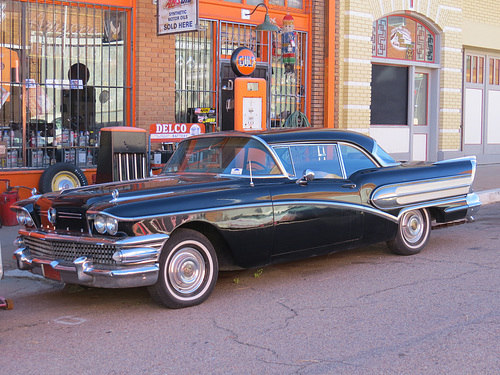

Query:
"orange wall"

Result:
[[0, 169, 96, 199]]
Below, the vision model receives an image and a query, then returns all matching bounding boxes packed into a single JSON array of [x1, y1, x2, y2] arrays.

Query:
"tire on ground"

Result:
[[387, 208, 431, 255], [148, 228, 219, 309]]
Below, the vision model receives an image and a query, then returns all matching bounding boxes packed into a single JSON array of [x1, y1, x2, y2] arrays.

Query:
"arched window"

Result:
[[372, 15, 435, 63]]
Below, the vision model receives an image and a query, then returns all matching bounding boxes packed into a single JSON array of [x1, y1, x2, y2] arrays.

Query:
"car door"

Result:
[[270, 143, 363, 257]]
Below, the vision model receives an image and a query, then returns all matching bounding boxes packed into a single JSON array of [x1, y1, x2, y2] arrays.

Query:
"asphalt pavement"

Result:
[[1, 163, 499, 303]]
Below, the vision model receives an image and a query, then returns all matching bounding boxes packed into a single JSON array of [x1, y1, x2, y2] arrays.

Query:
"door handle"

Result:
[[341, 183, 356, 189]]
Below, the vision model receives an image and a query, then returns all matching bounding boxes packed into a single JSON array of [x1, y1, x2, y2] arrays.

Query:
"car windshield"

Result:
[[163, 136, 283, 176]]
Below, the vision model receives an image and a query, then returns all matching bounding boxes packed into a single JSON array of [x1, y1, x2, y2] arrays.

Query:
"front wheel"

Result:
[[387, 208, 431, 255], [148, 229, 218, 309]]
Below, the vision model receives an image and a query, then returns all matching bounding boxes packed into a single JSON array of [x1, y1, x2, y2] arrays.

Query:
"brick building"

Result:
[[336, 0, 500, 163], [0, 0, 332, 191]]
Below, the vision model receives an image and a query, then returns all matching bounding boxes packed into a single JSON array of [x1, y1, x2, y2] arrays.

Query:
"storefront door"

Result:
[[412, 68, 431, 161]]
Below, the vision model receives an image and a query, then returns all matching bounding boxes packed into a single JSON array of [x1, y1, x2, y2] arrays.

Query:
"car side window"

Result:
[[287, 144, 343, 179], [339, 144, 377, 177]]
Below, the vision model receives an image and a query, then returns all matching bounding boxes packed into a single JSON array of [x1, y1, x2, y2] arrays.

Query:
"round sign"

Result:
[[230, 47, 256, 77]]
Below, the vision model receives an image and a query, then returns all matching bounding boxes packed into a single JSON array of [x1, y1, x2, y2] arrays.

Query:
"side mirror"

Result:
[[296, 169, 315, 185]]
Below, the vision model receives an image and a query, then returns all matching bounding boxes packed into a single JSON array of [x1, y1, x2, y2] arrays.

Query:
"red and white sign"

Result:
[[149, 123, 205, 143]]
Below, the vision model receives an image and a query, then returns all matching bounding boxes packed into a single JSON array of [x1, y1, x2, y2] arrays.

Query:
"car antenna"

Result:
[[248, 160, 255, 187]]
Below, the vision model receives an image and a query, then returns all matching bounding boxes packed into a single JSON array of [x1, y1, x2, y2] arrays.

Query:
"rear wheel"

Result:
[[148, 229, 218, 309], [387, 208, 431, 255]]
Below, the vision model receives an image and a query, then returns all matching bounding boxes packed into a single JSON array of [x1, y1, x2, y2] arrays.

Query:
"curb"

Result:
[[3, 269, 45, 280], [477, 189, 500, 205]]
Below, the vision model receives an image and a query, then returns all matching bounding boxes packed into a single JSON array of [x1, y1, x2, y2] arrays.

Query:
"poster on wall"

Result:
[[157, 0, 198, 36]]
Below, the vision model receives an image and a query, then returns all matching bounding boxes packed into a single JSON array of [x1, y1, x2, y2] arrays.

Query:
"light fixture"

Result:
[[248, 3, 279, 32]]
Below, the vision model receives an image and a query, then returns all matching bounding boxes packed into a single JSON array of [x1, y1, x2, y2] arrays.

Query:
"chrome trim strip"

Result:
[[110, 190, 175, 204], [371, 175, 474, 209], [85, 193, 481, 224], [271, 200, 399, 223], [88, 202, 276, 222]]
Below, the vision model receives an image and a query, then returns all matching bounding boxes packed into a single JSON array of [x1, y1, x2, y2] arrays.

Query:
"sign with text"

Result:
[[157, 0, 198, 35], [150, 123, 205, 143]]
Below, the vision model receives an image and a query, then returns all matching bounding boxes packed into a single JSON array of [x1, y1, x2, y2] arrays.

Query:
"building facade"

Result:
[[0, 0, 332, 192], [337, 0, 500, 163]]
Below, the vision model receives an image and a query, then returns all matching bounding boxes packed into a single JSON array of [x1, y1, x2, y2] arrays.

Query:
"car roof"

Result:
[[254, 128, 376, 152], [188, 128, 377, 153]]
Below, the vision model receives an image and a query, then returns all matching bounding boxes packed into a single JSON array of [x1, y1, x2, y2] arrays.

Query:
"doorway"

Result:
[[412, 68, 431, 161]]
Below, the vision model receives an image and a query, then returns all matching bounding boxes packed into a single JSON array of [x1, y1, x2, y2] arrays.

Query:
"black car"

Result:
[[12, 129, 481, 308]]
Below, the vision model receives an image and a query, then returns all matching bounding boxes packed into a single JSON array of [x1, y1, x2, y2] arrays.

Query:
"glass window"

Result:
[[287, 0, 303, 9], [372, 15, 435, 63], [414, 73, 428, 125], [371, 64, 408, 125], [284, 144, 343, 178], [339, 144, 377, 177], [0, 1, 129, 170], [175, 20, 215, 128], [270, 29, 307, 127], [165, 137, 280, 176]]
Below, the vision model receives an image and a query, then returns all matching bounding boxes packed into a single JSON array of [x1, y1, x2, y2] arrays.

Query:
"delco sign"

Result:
[[149, 123, 205, 143], [230, 47, 256, 76]]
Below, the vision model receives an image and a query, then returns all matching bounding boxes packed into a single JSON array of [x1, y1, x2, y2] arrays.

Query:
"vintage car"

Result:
[[11, 129, 481, 308]]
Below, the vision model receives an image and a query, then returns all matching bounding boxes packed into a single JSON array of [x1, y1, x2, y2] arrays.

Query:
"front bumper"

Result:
[[13, 232, 169, 288]]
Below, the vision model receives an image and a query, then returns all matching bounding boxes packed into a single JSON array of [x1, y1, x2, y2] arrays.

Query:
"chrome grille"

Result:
[[24, 236, 116, 265]]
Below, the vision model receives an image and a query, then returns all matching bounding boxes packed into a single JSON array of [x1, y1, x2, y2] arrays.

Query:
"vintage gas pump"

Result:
[[223, 47, 267, 132]]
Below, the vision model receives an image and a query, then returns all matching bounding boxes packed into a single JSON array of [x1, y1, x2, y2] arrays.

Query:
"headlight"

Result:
[[16, 210, 34, 227], [105, 217, 118, 235], [16, 210, 27, 225], [94, 214, 107, 234], [94, 214, 118, 235]]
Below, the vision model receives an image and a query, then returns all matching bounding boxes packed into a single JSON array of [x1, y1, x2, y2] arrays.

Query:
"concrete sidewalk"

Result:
[[473, 163, 500, 205], [1, 163, 499, 301]]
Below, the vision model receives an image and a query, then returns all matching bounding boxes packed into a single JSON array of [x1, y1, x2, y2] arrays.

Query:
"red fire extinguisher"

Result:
[[0, 179, 20, 227]]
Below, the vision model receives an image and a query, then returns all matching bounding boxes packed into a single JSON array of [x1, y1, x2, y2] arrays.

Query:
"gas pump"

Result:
[[224, 47, 268, 132]]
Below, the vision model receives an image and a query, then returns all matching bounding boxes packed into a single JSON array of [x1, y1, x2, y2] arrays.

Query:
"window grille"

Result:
[[0, 1, 130, 170], [174, 19, 307, 130], [175, 20, 215, 129]]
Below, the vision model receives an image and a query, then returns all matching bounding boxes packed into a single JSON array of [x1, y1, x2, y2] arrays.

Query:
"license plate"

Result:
[[42, 264, 61, 281]]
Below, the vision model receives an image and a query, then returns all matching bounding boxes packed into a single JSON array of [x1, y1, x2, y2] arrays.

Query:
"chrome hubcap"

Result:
[[402, 211, 424, 244], [168, 248, 206, 294]]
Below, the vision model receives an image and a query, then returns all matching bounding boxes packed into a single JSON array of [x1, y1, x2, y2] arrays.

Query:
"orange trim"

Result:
[[199, 1, 310, 31], [324, 0, 335, 128], [306, 16, 312, 122], [101, 126, 146, 132], [22, 0, 133, 7], [130, 2, 136, 127]]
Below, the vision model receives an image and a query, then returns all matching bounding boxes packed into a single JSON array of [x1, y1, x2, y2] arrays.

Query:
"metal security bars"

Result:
[[0, 1, 130, 170], [270, 29, 307, 127], [174, 19, 307, 131], [175, 19, 215, 129]]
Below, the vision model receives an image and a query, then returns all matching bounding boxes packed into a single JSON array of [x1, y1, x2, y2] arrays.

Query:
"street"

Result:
[[1, 203, 499, 374]]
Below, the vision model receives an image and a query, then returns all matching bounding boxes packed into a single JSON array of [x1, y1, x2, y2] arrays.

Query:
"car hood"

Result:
[[32, 174, 258, 217]]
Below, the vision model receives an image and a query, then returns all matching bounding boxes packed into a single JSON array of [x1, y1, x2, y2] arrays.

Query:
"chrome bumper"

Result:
[[442, 192, 482, 218], [13, 233, 169, 288]]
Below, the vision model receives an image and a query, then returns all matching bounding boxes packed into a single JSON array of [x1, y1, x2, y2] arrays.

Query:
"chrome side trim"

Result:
[[371, 175, 474, 210], [272, 200, 399, 223], [88, 202, 276, 222]]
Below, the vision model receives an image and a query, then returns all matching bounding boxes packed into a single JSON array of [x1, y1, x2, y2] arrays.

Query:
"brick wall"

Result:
[[337, 0, 468, 153], [310, 0, 326, 128], [134, 0, 176, 131]]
